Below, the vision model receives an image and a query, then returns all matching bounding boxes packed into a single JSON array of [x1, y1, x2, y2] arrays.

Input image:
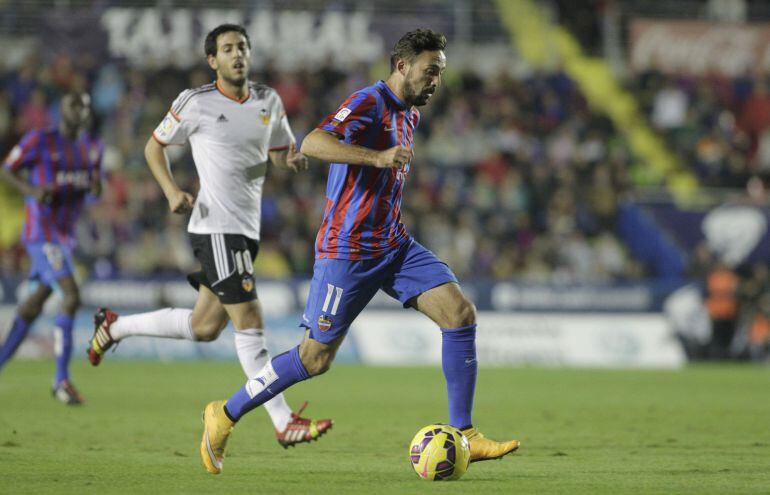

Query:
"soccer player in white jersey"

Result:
[[87, 24, 332, 448]]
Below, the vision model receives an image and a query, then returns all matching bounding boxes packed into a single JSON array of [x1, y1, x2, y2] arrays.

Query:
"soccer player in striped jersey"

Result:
[[86, 24, 332, 450], [200, 29, 520, 474], [0, 91, 102, 405]]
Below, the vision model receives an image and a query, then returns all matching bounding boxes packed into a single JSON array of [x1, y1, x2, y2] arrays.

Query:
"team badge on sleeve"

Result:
[[332, 107, 351, 123], [6, 145, 21, 164], [154, 115, 178, 142]]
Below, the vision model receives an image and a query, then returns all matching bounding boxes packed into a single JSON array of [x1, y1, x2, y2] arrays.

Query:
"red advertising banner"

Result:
[[630, 19, 770, 76]]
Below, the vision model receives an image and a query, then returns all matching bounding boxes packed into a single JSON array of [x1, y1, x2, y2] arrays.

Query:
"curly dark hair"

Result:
[[390, 28, 447, 72], [204, 24, 251, 57]]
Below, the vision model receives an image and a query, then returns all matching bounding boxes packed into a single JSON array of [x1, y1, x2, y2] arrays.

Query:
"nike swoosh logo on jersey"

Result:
[[384, 126, 394, 132]]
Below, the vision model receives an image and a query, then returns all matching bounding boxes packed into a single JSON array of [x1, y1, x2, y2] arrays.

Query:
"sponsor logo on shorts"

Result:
[[318, 314, 333, 332], [242, 276, 254, 292]]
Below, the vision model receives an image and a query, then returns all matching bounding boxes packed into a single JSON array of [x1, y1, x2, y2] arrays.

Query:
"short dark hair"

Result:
[[60, 91, 89, 108], [390, 29, 447, 72], [204, 24, 251, 57]]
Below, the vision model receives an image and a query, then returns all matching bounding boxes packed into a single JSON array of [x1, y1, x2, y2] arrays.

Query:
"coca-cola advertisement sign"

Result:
[[630, 19, 770, 76]]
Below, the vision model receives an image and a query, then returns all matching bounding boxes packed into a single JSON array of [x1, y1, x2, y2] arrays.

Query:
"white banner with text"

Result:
[[350, 310, 685, 368]]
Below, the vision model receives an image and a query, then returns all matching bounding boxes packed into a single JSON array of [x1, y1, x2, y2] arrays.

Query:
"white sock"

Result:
[[234, 328, 293, 431], [110, 308, 195, 342]]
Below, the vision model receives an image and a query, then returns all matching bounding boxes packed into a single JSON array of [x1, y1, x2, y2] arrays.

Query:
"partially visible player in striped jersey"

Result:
[[199, 29, 519, 474], [0, 91, 102, 405], [86, 24, 332, 449]]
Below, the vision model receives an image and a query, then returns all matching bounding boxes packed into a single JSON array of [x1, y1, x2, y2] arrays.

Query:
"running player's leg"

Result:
[[17, 242, 85, 403], [0, 282, 52, 372], [222, 298, 293, 433], [200, 233, 330, 445], [205, 233, 304, 436], [411, 282, 477, 430], [96, 281, 223, 345], [1, 242, 61, 372], [88, 235, 229, 363], [223, 255, 385, 420], [51, 274, 85, 404], [384, 240, 519, 461], [54, 275, 80, 389], [190, 285, 229, 340], [201, 255, 384, 473], [88, 298, 199, 365]]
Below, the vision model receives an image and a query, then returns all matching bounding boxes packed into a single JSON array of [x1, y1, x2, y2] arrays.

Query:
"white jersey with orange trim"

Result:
[[152, 81, 294, 240]]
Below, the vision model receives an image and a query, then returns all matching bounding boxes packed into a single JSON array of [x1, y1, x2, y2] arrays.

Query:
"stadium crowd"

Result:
[[633, 70, 770, 189], [0, 54, 644, 283]]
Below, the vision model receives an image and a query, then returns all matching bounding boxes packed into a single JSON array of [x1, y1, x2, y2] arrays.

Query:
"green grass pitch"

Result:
[[1, 361, 769, 494]]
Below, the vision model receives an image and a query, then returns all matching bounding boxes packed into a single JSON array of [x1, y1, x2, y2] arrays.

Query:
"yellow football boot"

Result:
[[462, 427, 520, 463], [200, 400, 234, 474]]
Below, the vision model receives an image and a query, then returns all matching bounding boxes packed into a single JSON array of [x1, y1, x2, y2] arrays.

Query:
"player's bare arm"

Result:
[[144, 136, 194, 214], [301, 128, 412, 168], [0, 167, 52, 204], [269, 142, 308, 173]]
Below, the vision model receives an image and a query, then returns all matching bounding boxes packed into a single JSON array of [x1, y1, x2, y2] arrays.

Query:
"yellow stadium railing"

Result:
[[495, 0, 700, 204]]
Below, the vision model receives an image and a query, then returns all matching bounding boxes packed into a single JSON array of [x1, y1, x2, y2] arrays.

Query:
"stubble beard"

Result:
[[221, 69, 247, 88], [403, 77, 430, 107], [403, 80, 420, 107]]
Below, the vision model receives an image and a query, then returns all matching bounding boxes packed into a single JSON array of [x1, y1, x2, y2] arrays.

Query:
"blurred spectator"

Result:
[[17, 88, 49, 133], [746, 294, 770, 362], [705, 259, 740, 359], [652, 79, 688, 130], [739, 78, 770, 160]]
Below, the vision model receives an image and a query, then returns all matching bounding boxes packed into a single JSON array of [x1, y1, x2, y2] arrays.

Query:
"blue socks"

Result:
[[441, 324, 477, 430], [54, 313, 74, 385], [0, 312, 74, 386], [0, 316, 32, 371], [225, 346, 310, 421], [222, 326, 477, 427]]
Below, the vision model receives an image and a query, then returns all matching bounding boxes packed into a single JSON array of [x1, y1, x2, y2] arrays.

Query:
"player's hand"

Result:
[[167, 189, 195, 214], [375, 145, 413, 168], [285, 142, 308, 172], [33, 186, 54, 205]]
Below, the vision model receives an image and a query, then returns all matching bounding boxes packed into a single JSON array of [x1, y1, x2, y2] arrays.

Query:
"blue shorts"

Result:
[[301, 240, 458, 343], [25, 242, 75, 286]]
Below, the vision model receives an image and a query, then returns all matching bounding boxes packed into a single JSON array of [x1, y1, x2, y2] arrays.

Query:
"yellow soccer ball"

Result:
[[408, 424, 471, 481]]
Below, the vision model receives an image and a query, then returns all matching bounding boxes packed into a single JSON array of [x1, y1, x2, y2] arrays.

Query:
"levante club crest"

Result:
[[318, 315, 332, 332]]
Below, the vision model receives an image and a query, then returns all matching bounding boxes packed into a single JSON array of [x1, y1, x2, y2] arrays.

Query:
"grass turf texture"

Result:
[[1, 361, 769, 494]]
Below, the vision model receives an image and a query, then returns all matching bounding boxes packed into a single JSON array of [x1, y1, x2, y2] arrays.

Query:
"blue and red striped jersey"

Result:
[[3, 128, 103, 247], [314, 80, 420, 260]]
